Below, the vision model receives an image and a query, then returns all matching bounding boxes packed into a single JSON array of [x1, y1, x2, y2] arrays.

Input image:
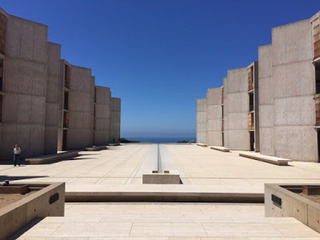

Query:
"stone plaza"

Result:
[[1, 144, 320, 239]]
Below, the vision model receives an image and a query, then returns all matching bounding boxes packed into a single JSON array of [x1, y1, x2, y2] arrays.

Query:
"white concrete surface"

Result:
[[14, 203, 320, 239]]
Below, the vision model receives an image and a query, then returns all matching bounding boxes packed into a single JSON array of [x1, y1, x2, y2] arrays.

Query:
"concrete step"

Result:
[[25, 151, 79, 164], [85, 145, 107, 151], [210, 146, 230, 152], [196, 143, 207, 147], [239, 151, 289, 166]]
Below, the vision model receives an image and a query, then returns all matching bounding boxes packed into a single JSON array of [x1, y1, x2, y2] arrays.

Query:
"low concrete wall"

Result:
[[142, 173, 181, 184], [265, 183, 320, 233], [0, 182, 65, 240]]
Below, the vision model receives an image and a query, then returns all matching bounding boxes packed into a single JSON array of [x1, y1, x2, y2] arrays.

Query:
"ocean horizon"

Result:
[[124, 136, 196, 143]]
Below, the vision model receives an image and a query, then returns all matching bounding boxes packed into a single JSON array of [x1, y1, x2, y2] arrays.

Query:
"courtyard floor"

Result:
[[1, 144, 320, 239]]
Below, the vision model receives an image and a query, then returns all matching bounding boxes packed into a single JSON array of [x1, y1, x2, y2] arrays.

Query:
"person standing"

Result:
[[13, 144, 21, 166]]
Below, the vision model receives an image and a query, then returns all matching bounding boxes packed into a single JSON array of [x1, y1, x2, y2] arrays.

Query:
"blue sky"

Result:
[[1, 0, 320, 139]]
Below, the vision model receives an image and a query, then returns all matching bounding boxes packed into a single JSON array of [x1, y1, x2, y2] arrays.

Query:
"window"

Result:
[[0, 95, 2, 122], [0, 58, 3, 91], [316, 62, 320, 94], [64, 92, 69, 110], [249, 92, 254, 111]]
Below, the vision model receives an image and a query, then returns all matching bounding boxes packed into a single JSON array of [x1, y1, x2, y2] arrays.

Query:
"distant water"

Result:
[[125, 137, 196, 143]]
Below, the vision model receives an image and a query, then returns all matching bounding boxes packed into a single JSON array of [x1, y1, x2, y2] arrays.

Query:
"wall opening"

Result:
[[0, 95, 2, 123], [222, 132, 224, 146], [316, 62, 320, 94], [0, 58, 3, 92], [317, 130, 320, 163], [0, 13, 7, 55], [64, 64, 70, 88], [250, 131, 255, 151], [248, 67, 254, 91], [63, 111, 69, 128], [62, 130, 68, 150], [249, 92, 254, 111], [64, 92, 69, 110]]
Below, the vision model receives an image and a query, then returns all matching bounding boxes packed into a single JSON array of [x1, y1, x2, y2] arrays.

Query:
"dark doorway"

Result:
[[318, 131, 320, 163], [222, 132, 224, 146], [62, 130, 68, 150], [250, 131, 255, 151]]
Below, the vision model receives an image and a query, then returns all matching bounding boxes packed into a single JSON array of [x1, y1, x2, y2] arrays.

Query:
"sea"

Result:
[[124, 136, 196, 143]]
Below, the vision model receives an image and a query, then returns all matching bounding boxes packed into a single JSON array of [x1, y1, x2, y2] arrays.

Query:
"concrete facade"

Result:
[[196, 98, 206, 144], [110, 97, 121, 143], [259, 18, 317, 161], [197, 11, 320, 162], [223, 68, 250, 150], [206, 88, 222, 146], [94, 86, 112, 145], [0, 8, 121, 160]]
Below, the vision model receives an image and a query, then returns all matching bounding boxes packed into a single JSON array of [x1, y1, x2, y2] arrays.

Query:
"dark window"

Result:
[[249, 93, 254, 111], [0, 58, 3, 91], [64, 92, 69, 110], [64, 64, 70, 88], [316, 62, 320, 94], [0, 95, 2, 122]]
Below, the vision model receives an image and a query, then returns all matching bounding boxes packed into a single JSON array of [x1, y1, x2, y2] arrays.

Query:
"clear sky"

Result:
[[1, 0, 320, 139]]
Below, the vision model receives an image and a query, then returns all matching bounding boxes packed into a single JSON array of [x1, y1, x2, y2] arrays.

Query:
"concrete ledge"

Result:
[[66, 191, 263, 203], [265, 183, 320, 234], [0, 182, 65, 240], [108, 143, 120, 146], [210, 146, 230, 152], [239, 152, 289, 166], [25, 151, 79, 164], [142, 173, 181, 184], [197, 143, 207, 147], [85, 145, 107, 151]]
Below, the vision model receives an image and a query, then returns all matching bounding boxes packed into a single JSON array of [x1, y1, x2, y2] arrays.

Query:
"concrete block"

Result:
[[274, 126, 317, 161], [142, 173, 181, 184], [259, 77, 274, 105], [273, 61, 315, 98], [258, 45, 272, 79], [272, 19, 313, 66], [259, 105, 274, 128]]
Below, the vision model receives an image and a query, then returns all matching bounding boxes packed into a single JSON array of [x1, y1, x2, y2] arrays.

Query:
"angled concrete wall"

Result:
[[110, 97, 121, 143], [94, 86, 111, 145], [67, 66, 95, 149], [258, 45, 274, 156], [258, 19, 317, 161], [44, 42, 61, 154], [0, 12, 48, 159], [206, 88, 222, 146], [223, 68, 250, 150], [196, 98, 207, 144]]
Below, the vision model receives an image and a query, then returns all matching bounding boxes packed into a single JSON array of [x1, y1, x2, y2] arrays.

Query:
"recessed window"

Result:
[[0, 95, 2, 123], [249, 92, 254, 111], [0, 58, 3, 92], [316, 62, 320, 94]]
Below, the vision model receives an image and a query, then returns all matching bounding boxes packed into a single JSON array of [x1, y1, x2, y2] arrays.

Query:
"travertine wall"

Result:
[[94, 86, 111, 145], [223, 68, 250, 150], [110, 97, 121, 143], [196, 98, 207, 144], [206, 88, 222, 146]]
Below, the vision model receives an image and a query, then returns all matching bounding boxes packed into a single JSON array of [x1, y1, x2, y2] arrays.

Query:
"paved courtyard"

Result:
[[2, 144, 320, 239]]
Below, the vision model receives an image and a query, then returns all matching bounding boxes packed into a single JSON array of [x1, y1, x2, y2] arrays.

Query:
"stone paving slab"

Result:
[[12, 203, 320, 239]]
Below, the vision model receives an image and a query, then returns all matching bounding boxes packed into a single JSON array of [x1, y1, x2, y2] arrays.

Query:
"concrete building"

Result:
[[196, 98, 207, 144], [197, 11, 320, 162], [0, 8, 121, 160], [206, 88, 222, 146], [223, 67, 252, 151], [259, 13, 319, 162]]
